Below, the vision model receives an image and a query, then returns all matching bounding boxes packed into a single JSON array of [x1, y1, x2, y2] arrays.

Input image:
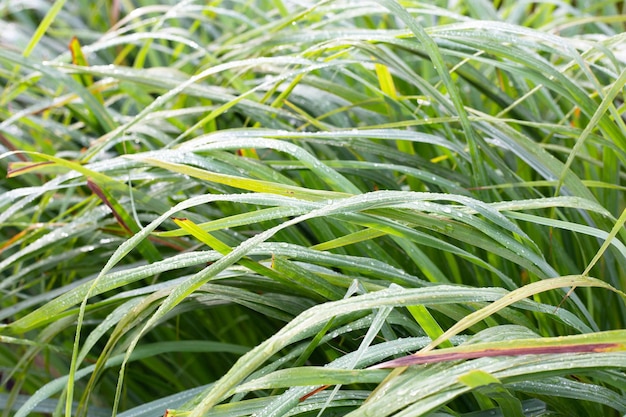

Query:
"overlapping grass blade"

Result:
[[2, 1, 626, 416]]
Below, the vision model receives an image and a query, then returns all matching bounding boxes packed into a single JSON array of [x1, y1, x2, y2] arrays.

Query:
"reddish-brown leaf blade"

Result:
[[371, 342, 621, 369]]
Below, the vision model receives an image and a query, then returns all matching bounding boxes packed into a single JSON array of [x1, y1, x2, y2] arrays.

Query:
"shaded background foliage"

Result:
[[1, 0, 626, 416]]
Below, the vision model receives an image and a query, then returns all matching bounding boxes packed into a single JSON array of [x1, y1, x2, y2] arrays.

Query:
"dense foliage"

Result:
[[2, 1, 626, 416]]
